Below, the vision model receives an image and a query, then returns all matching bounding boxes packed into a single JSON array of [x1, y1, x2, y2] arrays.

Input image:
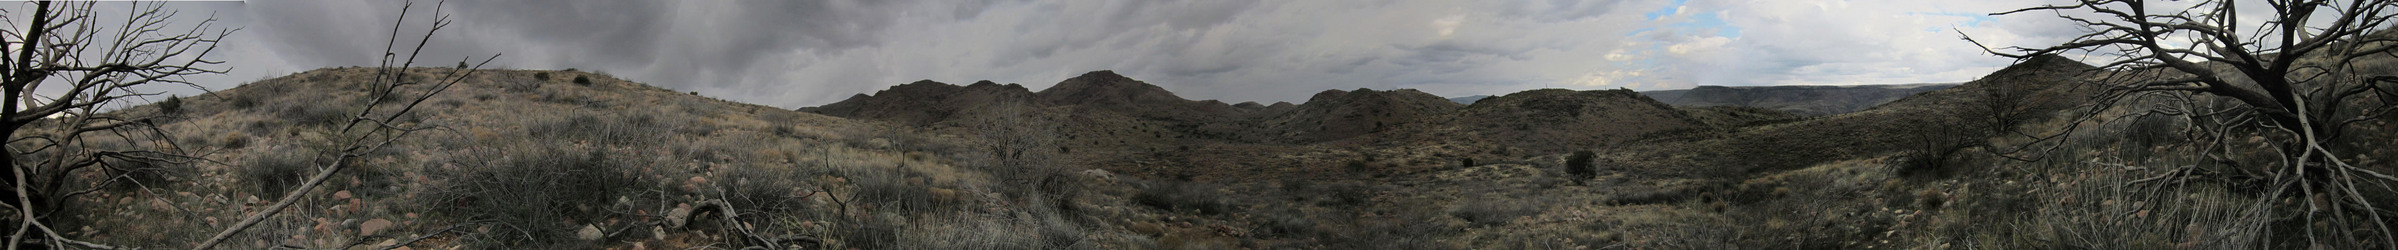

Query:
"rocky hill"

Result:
[[1266, 88, 1462, 142], [1447, 89, 1704, 154]]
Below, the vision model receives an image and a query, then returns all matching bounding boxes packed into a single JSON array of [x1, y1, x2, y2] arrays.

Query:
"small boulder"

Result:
[[359, 219, 394, 236], [576, 224, 605, 241], [664, 203, 695, 228]]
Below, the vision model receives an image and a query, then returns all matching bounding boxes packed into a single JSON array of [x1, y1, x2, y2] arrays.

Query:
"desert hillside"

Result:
[[21, 1, 2398, 249], [46, 52, 2398, 249]]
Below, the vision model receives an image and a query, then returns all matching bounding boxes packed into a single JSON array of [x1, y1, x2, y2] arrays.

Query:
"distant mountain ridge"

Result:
[[803, 70, 1704, 154], [1641, 83, 1956, 116]]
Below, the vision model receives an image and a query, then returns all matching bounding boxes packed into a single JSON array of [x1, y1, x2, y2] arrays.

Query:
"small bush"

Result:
[[220, 132, 251, 150], [572, 75, 592, 85], [1135, 180, 1228, 215], [424, 146, 635, 246], [848, 167, 945, 213], [533, 72, 551, 81], [281, 104, 350, 127], [102, 157, 192, 191], [157, 95, 183, 115], [241, 148, 316, 197], [771, 125, 799, 138], [228, 93, 261, 110], [1319, 183, 1375, 208], [1565, 150, 1597, 182]]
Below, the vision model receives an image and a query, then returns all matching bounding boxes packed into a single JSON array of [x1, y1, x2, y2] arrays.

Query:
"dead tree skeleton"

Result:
[[1970, 0, 2398, 248]]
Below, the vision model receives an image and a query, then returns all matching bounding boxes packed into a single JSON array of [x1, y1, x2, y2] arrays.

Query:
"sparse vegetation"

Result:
[[573, 75, 592, 85], [240, 147, 315, 200], [1135, 179, 1228, 215], [422, 146, 637, 246]]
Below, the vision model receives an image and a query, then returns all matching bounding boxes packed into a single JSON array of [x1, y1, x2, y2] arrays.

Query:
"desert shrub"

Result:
[[1134, 180, 1228, 215], [1256, 208, 1318, 237], [1450, 199, 1539, 227], [835, 217, 901, 249], [533, 72, 551, 81], [101, 156, 193, 191], [847, 166, 946, 213], [1565, 150, 1597, 182], [771, 125, 800, 138], [281, 104, 351, 127], [220, 132, 251, 150], [573, 75, 592, 85], [1345, 159, 1372, 172], [1321, 209, 1457, 250], [241, 147, 317, 197], [675, 119, 722, 136], [714, 166, 809, 214], [227, 92, 261, 110], [157, 95, 183, 115], [1319, 182, 1375, 208], [423, 146, 636, 246], [526, 113, 665, 145]]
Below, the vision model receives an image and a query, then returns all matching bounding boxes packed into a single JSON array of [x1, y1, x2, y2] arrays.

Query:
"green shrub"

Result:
[[227, 93, 260, 110], [241, 148, 316, 197], [1565, 150, 1597, 182], [220, 132, 251, 150], [281, 104, 350, 127], [102, 157, 192, 191], [534, 72, 551, 81], [157, 95, 183, 115], [423, 146, 635, 246], [848, 167, 945, 213], [573, 75, 592, 85], [1134, 180, 1228, 215]]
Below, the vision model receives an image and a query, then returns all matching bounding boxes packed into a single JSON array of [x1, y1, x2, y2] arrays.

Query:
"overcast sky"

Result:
[[33, 0, 2090, 108]]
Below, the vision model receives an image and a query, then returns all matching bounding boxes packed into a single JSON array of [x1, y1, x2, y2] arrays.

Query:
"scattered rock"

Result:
[[1080, 169, 1115, 180], [665, 203, 695, 228], [576, 224, 605, 241], [360, 219, 393, 236]]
